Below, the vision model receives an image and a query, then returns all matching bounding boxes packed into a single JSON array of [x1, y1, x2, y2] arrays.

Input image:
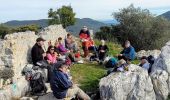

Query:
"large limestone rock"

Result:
[[0, 25, 68, 99], [99, 64, 156, 100], [136, 50, 161, 59], [150, 41, 170, 100]]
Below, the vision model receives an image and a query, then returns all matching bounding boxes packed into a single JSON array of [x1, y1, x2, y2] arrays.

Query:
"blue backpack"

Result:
[[105, 57, 118, 68]]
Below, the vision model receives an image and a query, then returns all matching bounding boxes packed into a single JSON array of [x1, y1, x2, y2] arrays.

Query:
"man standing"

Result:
[[50, 62, 91, 100], [31, 37, 46, 65]]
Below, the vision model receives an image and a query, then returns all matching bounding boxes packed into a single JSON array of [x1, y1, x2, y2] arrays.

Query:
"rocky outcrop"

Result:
[[0, 25, 68, 100], [100, 41, 170, 100], [99, 64, 156, 100], [150, 41, 170, 100], [136, 50, 161, 59]]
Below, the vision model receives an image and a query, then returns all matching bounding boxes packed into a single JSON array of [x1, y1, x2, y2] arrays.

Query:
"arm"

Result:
[[58, 73, 73, 89], [32, 46, 43, 61]]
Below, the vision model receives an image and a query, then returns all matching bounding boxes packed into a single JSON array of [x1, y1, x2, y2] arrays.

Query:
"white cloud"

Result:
[[0, 0, 170, 22]]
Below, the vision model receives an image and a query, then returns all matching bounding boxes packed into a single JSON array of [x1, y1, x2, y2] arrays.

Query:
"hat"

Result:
[[53, 61, 67, 70], [36, 37, 46, 42], [117, 59, 126, 67]]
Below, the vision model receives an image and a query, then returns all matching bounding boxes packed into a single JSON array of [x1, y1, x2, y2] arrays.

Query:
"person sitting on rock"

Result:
[[98, 40, 109, 62], [65, 33, 77, 51], [31, 37, 46, 66], [58, 37, 69, 55], [50, 62, 91, 100], [139, 56, 150, 71], [79, 26, 91, 58], [46, 45, 58, 64], [118, 40, 136, 63]]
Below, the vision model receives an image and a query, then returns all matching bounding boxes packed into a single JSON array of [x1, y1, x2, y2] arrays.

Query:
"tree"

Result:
[[112, 4, 170, 51], [48, 5, 76, 28]]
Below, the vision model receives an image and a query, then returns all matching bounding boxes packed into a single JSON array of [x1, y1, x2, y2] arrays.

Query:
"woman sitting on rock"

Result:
[[58, 37, 69, 55], [46, 45, 58, 64]]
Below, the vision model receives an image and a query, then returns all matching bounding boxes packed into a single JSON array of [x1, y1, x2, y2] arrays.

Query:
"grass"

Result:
[[71, 63, 106, 92], [70, 39, 140, 92]]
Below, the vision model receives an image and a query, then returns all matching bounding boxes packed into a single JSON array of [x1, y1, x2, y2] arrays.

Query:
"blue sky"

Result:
[[0, 0, 170, 23]]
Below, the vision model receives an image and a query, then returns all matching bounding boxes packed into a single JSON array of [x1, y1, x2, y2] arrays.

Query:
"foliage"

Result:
[[113, 4, 170, 51], [48, 5, 76, 28], [0, 24, 11, 39], [95, 4, 170, 51], [12, 24, 40, 33]]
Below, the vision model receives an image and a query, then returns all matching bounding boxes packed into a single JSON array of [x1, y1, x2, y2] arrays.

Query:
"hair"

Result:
[[141, 56, 147, 60], [67, 33, 71, 37], [47, 45, 55, 54], [58, 37, 62, 41]]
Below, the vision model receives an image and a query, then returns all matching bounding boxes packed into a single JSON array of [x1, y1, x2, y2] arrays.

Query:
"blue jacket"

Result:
[[50, 70, 72, 99], [121, 46, 136, 60]]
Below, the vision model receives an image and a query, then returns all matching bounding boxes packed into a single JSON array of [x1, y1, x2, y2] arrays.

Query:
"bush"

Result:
[[112, 4, 170, 51], [12, 24, 40, 33], [0, 25, 11, 39]]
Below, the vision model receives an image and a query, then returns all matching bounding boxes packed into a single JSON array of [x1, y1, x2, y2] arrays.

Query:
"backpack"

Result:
[[30, 72, 47, 95], [105, 58, 118, 68], [147, 55, 155, 73]]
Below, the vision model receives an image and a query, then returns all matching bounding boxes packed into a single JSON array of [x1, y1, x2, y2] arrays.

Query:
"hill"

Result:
[[4, 18, 107, 35], [160, 11, 170, 20]]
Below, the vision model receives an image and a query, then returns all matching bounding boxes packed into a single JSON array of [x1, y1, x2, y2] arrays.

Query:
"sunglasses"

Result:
[[50, 49, 54, 50]]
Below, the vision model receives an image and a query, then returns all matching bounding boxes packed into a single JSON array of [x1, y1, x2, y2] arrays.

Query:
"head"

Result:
[[140, 56, 148, 65], [82, 26, 88, 32], [67, 33, 71, 38], [58, 64, 68, 73], [124, 40, 131, 48], [101, 40, 105, 46], [36, 37, 46, 46], [58, 37, 62, 43], [47, 45, 55, 54]]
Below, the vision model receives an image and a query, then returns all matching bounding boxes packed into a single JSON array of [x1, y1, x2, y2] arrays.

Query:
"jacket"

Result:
[[31, 43, 45, 65], [50, 70, 72, 99], [121, 46, 136, 60]]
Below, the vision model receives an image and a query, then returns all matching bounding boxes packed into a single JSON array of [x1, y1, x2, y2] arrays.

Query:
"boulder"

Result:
[[136, 50, 161, 59], [150, 41, 170, 100], [0, 25, 68, 99], [99, 64, 156, 100]]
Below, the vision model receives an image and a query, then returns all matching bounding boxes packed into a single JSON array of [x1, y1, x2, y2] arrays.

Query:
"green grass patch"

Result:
[[71, 63, 106, 92], [70, 39, 140, 92]]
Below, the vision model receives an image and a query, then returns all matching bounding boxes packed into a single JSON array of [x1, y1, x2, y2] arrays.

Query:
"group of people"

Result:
[[31, 34, 90, 99], [30, 26, 154, 99]]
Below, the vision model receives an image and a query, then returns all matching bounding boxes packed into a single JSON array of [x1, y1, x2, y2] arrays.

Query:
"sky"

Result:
[[0, 0, 170, 23]]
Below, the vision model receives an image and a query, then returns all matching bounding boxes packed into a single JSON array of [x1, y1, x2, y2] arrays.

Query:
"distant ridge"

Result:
[[159, 11, 170, 20], [4, 18, 107, 35]]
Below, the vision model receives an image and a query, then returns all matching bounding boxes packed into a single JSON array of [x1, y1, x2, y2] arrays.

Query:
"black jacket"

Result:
[[31, 43, 45, 65]]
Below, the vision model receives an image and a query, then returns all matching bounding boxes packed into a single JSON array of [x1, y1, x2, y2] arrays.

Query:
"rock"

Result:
[[136, 50, 161, 59], [150, 41, 170, 99], [99, 64, 156, 100], [0, 25, 68, 99], [20, 97, 34, 100], [0, 77, 29, 100], [38, 92, 57, 100]]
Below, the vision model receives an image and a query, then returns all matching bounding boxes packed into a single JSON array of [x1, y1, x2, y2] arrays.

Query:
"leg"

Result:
[[66, 85, 91, 100]]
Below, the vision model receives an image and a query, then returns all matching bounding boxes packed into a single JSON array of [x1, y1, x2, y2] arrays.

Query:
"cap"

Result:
[[36, 37, 46, 42]]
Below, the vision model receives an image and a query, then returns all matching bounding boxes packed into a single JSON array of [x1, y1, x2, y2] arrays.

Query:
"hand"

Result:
[[100, 50, 105, 52], [42, 53, 46, 57]]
